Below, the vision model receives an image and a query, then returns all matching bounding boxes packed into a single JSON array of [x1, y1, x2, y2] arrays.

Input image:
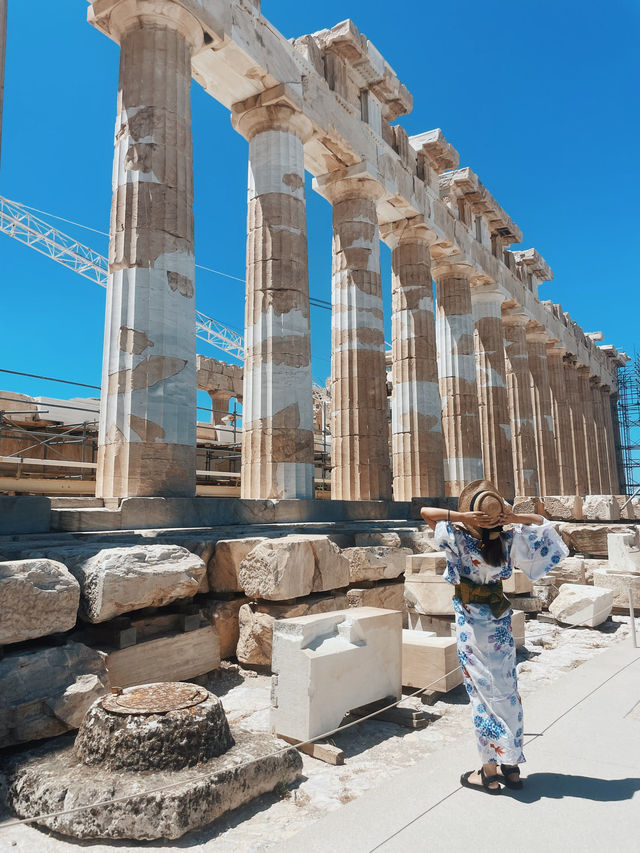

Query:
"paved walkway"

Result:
[[281, 641, 640, 853]]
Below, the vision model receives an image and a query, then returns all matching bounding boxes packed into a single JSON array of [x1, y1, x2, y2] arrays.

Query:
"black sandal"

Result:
[[460, 767, 502, 795], [500, 764, 523, 789]]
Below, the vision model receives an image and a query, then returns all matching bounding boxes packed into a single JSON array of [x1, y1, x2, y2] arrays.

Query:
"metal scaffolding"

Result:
[[617, 352, 640, 495]]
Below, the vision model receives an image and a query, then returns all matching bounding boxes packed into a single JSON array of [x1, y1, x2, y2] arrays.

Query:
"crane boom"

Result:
[[0, 194, 244, 361]]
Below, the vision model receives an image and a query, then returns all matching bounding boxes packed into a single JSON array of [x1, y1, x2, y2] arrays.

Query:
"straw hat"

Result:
[[457, 479, 506, 539]]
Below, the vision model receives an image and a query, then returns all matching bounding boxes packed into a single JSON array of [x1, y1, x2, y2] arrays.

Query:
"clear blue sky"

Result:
[[1, 0, 638, 408]]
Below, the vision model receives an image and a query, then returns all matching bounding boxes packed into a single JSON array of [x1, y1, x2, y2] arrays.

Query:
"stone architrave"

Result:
[[232, 87, 315, 499], [470, 286, 514, 498], [432, 262, 483, 496], [502, 310, 539, 496], [381, 218, 444, 500], [577, 365, 600, 494], [591, 378, 612, 494], [600, 385, 621, 494], [315, 168, 391, 500], [0, 559, 80, 645], [96, 1, 204, 498], [546, 343, 576, 495], [526, 325, 559, 495], [563, 356, 589, 494]]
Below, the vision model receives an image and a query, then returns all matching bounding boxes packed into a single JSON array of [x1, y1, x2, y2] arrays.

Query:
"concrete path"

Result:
[[281, 641, 640, 853]]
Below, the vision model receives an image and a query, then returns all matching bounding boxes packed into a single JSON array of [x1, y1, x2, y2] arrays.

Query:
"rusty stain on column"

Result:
[[526, 325, 560, 495], [577, 365, 599, 494], [546, 343, 576, 495], [433, 263, 483, 497], [502, 310, 538, 496], [563, 355, 589, 494], [317, 172, 391, 501], [96, 1, 203, 498], [232, 88, 315, 499], [590, 378, 611, 494], [601, 385, 621, 493], [471, 286, 514, 499], [382, 218, 444, 500]]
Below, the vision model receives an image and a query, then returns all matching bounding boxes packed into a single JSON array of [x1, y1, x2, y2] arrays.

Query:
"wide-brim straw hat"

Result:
[[457, 479, 507, 539]]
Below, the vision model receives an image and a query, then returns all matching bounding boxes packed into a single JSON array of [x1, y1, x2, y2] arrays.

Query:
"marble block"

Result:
[[401, 630, 461, 692], [549, 583, 614, 627]]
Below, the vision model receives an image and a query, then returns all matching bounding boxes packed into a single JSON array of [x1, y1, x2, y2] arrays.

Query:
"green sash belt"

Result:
[[454, 575, 511, 618]]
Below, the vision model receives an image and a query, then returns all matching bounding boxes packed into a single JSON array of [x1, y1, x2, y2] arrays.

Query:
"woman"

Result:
[[421, 479, 568, 794]]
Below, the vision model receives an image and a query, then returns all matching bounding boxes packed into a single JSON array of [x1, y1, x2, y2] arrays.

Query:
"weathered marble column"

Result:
[[232, 89, 315, 499], [546, 343, 576, 494], [470, 287, 514, 498], [577, 365, 599, 494], [601, 385, 621, 493], [591, 378, 611, 494], [96, 2, 203, 498], [382, 218, 444, 500], [563, 356, 589, 494], [317, 172, 391, 501], [502, 310, 539, 496], [433, 262, 483, 496], [527, 325, 560, 495]]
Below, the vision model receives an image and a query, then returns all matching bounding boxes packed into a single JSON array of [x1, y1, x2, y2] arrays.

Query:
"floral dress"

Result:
[[433, 520, 569, 765]]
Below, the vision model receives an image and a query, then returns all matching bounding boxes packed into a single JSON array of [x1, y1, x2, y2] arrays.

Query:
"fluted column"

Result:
[[601, 386, 621, 493], [527, 326, 560, 495], [471, 287, 514, 498], [577, 365, 599, 494], [546, 343, 576, 494], [316, 171, 391, 500], [96, 2, 203, 498], [232, 90, 315, 499], [433, 262, 483, 496], [591, 378, 611, 493], [382, 218, 444, 499], [563, 356, 589, 494], [502, 310, 538, 496]]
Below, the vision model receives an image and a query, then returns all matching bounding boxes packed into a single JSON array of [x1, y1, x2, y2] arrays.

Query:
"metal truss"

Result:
[[0, 194, 244, 362]]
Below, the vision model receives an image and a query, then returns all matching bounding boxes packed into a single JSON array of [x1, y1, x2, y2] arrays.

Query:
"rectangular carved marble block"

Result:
[[270, 607, 402, 742], [401, 630, 462, 692]]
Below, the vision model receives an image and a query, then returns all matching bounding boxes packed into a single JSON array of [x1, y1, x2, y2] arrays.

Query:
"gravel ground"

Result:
[[0, 615, 637, 853]]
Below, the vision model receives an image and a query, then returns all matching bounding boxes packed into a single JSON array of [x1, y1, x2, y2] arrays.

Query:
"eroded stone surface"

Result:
[[0, 643, 109, 748], [582, 495, 620, 522], [0, 559, 80, 645], [559, 524, 636, 558], [22, 545, 205, 623], [200, 596, 246, 659], [209, 537, 267, 593], [549, 583, 614, 627], [343, 545, 411, 583]]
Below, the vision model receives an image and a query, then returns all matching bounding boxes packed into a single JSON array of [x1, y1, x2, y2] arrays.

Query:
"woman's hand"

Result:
[[498, 506, 517, 525], [461, 511, 498, 528]]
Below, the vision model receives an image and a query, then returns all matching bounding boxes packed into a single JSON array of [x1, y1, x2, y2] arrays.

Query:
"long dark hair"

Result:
[[480, 531, 507, 567]]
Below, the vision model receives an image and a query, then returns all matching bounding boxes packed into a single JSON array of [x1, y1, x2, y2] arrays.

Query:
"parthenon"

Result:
[[82, 0, 627, 504]]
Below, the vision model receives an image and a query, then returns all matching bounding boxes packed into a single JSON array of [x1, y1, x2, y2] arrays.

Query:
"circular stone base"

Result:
[[74, 683, 234, 771], [6, 729, 302, 840]]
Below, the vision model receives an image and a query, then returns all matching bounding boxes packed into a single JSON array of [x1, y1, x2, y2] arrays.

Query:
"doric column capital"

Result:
[[501, 307, 529, 327], [231, 84, 314, 142], [431, 259, 474, 281], [89, 0, 204, 51], [469, 284, 505, 306], [314, 162, 384, 205], [525, 321, 550, 343], [380, 215, 436, 250]]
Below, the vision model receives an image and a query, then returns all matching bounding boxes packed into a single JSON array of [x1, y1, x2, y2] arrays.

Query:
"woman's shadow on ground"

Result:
[[507, 773, 640, 803]]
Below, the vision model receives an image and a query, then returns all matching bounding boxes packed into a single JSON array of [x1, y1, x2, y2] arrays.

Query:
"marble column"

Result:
[[577, 365, 600, 494], [563, 356, 589, 494], [433, 263, 483, 496], [97, 2, 203, 498], [319, 173, 391, 501], [471, 286, 514, 498], [527, 326, 560, 495], [502, 310, 538, 496], [546, 343, 576, 495], [383, 219, 444, 500], [601, 385, 621, 493], [591, 378, 611, 494], [232, 91, 315, 499]]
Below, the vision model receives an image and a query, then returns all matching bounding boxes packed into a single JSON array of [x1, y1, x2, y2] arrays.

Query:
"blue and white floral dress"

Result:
[[433, 520, 568, 765]]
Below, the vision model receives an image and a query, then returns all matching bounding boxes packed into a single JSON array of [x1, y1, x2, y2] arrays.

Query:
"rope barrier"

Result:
[[1, 617, 627, 832]]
